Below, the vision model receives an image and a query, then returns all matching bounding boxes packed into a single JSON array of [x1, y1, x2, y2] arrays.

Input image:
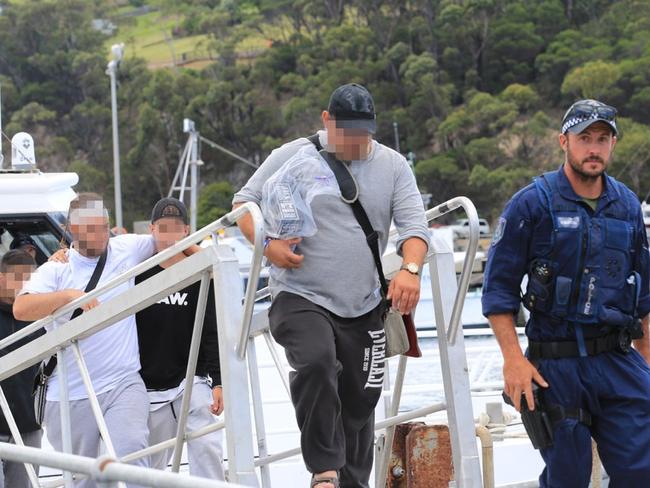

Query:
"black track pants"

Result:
[[269, 292, 386, 488]]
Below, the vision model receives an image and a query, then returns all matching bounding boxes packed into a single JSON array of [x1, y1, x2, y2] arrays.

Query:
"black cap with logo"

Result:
[[151, 197, 189, 225], [327, 83, 377, 134]]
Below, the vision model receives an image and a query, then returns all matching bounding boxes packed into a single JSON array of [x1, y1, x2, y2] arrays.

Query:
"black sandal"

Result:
[[310, 473, 340, 488]]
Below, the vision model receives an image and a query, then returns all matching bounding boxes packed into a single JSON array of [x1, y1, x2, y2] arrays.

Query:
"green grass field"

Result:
[[105, 4, 297, 70], [3, 0, 295, 70], [106, 10, 213, 68]]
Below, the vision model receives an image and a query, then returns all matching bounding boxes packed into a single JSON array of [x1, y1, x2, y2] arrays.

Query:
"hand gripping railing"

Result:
[[0, 202, 265, 354]]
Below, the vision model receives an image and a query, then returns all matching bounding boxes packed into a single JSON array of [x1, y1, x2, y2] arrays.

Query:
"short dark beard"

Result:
[[566, 142, 606, 183]]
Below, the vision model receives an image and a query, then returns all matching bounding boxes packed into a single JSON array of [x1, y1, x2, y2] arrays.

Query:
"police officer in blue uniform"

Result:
[[482, 99, 650, 487]]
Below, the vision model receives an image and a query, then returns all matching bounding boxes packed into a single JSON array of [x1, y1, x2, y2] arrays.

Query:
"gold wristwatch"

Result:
[[400, 262, 420, 276]]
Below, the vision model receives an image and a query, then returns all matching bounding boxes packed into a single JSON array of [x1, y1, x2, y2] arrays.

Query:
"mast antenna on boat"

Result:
[[168, 118, 202, 233]]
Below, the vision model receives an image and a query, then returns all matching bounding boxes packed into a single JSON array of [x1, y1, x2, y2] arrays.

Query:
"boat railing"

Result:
[[236, 197, 483, 487], [0, 202, 265, 487], [0, 196, 484, 487]]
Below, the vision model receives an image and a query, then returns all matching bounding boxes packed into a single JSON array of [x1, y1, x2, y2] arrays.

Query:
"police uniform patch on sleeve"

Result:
[[492, 217, 506, 246]]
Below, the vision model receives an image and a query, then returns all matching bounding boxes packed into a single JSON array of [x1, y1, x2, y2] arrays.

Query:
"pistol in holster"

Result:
[[502, 383, 554, 449], [502, 382, 592, 451]]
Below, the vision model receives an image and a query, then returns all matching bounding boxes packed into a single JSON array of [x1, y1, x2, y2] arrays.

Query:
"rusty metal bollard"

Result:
[[385, 423, 423, 487], [385, 423, 454, 488]]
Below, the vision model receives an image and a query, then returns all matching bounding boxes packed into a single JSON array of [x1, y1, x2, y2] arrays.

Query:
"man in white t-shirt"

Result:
[[14, 193, 157, 488]]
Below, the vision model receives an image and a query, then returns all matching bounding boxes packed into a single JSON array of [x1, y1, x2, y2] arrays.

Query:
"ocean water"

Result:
[[386, 334, 528, 412]]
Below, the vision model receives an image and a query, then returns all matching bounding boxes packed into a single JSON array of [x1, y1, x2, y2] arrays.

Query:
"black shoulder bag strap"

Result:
[[306, 133, 323, 152], [317, 148, 390, 300], [42, 247, 109, 377]]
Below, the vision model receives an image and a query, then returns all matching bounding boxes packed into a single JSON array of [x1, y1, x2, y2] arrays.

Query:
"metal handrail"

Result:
[[0, 443, 242, 488], [236, 205, 265, 359], [423, 197, 480, 344], [251, 402, 448, 469], [2, 204, 263, 486], [0, 202, 265, 352], [235, 196, 481, 487], [248, 197, 479, 346]]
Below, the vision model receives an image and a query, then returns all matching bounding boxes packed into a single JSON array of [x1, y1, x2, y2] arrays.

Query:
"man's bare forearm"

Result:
[[489, 312, 525, 361], [490, 311, 548, 410], [401, 237, 428, 268], [183, 244, 203, 256], [14, 291, 75, 321], [233, 203, 255, 244]]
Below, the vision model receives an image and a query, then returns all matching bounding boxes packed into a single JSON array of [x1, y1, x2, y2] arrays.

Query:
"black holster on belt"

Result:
[[503, 384, 554, 449], [502, 382, 592, 450]]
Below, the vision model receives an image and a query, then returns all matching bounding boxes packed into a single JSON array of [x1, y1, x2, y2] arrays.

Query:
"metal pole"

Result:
[[122, 420, 224, 463], [57, 348, 74, 487], [249, 403, 448, 469], [211, 244, 259, 485], [429, 248, 483, 487], [199, 135, 258, 169], [253, 447, 301, 467], [374, 403, 446, 430], [179, 139, 191, 203], [0, 386, 40, 487], [0, 443, 245, 488], [382, 360, 392, 418], [262, 331, 291, 395], [236, 203, 265, 359], [107, 61, 123, 229], [393, 121, 400, 153], [170, 271, 210, 472], [190, 129, 199, 233], [375, 355, 407, 487], [246, 338, 272, 488], [70, 342, 120, 462], [439, 198, 479, 344], [167, 140, 190, 198]]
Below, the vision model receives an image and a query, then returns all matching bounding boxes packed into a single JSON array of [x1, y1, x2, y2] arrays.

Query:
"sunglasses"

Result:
[[564, 103, 617, 122]]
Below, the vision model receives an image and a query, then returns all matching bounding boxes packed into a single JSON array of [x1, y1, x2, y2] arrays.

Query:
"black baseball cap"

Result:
[[561, 99, 618, 135], [151, 197, 189, 224], [327, 83, 376, 134], [9, 233, 36, 251]]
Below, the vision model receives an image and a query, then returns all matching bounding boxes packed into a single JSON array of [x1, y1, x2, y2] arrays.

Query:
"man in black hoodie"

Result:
[[0, 250, 42, 487], [135, 198, 224, 480]]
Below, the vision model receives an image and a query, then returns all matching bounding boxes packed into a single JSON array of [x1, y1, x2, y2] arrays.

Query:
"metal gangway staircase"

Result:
[[0, 197, 484, 487]]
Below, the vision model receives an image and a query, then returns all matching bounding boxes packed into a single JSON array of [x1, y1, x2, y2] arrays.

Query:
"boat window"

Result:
[[0, 214, 68, 266]]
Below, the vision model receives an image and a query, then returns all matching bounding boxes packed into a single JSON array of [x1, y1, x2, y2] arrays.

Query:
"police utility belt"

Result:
[[519, 323, 641, 450], [527, 323, 643, 360]]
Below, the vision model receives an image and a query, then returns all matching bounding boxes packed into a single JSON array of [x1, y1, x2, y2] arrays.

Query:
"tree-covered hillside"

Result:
[[1, 0, 649, 226]]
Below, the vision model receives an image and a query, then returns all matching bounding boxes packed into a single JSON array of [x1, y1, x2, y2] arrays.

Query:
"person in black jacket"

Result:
[[135, 198, 224, 480], [0, 250, 42, 487]]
